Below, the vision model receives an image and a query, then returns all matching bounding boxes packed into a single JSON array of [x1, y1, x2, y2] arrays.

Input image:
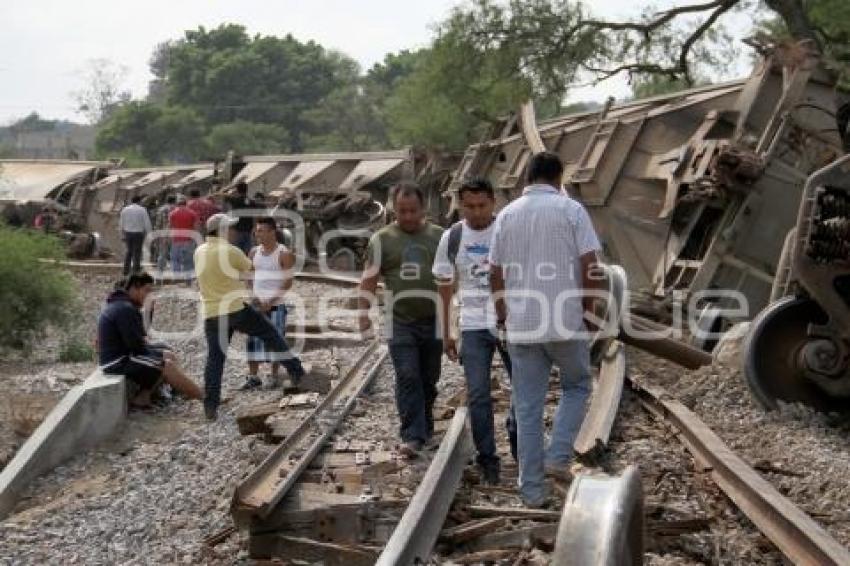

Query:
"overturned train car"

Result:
[[448, 43, 845, 333]]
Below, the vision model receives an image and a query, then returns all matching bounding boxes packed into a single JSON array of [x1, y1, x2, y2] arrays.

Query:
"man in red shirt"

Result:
[[187, 188, 220, 235], [169, 196, 199, 284]]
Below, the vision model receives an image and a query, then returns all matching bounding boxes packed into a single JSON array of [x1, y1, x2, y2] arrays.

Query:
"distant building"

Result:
[[0, 120, 96, 160]]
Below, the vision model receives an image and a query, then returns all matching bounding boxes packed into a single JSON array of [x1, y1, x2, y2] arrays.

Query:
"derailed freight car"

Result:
[[447, 42, 845, 335]]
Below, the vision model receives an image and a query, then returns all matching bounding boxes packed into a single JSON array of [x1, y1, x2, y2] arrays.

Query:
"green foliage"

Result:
[[631, 74, 706, 100], [206, 121, 289, 155], [156, 24, 353, 152], [420, 0, 742, 110], [98, 24, 392, 160], [384, 13, 545, 150], [59, 338, 95, 363], [755, 0, 850, 90], [96, 102, 206, 163], [0, 225, 77, 352], [559, 101, 602, 114]]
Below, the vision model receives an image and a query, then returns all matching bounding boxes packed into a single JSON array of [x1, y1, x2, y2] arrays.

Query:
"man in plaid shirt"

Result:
[[489, 151, 602, 508]]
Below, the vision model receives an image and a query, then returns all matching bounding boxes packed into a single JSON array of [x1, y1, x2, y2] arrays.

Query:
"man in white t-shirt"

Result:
[[490, 151, 602, 508], [433, 178, 516, 485]]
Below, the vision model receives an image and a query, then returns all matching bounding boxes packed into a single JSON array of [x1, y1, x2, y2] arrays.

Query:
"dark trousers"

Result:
[[388, 317, 443, 444], [461, 329, 518, 468], [203, 304, 304, 410], [123, 231, 145, 275]]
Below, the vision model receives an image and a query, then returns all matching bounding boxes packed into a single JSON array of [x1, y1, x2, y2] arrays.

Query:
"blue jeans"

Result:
[[171, 240, 196, 278], [203, 304, 304, 410], [234, 230, 253, 255], [155, 238, 170, 274], [508, 340, 591, 505], [387, 317, 442, 444], [460, 329, 517, 469]]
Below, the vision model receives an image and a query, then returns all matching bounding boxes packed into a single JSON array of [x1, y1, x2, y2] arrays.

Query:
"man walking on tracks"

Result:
[[432, 178, 517, 484], [195, 213, 305, 421], [489, 152, 602, 507], [119, 195, 152, 275], [358, 183, 444, 458]]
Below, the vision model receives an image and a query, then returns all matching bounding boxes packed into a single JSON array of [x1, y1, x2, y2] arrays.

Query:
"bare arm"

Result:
[[490, 264, 507, 325], [437, 279, 458, 361], [358, 261, 380, 332], [280, 249, 295, 293], [244, 247, 256, 291]]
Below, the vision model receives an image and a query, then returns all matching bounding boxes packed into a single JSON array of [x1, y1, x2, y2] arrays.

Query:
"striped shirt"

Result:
[[489, 184, 600, 343]]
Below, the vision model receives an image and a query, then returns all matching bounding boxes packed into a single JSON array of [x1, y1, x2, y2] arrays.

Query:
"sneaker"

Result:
[[204, 405, 218, 421], [239, 376, 263, 391], [398, 440, 423, 459]]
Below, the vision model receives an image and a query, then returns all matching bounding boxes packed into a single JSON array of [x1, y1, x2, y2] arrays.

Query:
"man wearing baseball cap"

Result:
[[194, 213, 305, 420]]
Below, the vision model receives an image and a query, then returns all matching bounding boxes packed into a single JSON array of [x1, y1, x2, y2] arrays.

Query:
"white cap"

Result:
[[206, 212, 238, 234]]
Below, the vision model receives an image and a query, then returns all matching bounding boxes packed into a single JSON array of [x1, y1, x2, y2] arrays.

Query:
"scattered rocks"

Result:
[[632, 347, 850, 550], [0, 272, 380, 563]]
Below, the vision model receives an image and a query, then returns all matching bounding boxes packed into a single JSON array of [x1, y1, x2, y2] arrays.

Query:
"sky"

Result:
[[0, 0, 757, 125]]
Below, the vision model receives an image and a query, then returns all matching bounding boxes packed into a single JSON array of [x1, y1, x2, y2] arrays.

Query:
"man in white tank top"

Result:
[[243, 217, 298, 389]]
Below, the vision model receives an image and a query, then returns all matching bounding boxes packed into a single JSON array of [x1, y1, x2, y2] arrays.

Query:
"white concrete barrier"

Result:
[[0, 371, 126, 519]]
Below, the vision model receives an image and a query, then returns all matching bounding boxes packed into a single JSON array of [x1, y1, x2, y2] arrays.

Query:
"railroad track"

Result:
[[223, 343, 850, 564], [190, 269, 850, 564]]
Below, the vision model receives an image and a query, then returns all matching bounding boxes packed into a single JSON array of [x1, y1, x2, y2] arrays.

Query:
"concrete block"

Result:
[[0, 370, 126, 519]]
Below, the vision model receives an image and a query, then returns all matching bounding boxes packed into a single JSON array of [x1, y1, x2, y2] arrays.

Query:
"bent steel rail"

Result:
[[231, 342, 386, 525], [375, 408, 473, 566], [574, 340, 627, 460], [631, 378, 850, 566]]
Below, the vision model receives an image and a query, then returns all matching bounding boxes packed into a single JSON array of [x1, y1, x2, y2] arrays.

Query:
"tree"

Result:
[[383, 17, 552, 150], [153, 24, 355, 152], [631, 74, 705, 99], [302, 52, 399, 151], [206, 121, 289, 155], [443, 0, 849, 94], [96, 102, 206, 163], [72, 58, 132, 125], [9, 112, 57, 133], [755, 0, 850, 89], [147, 41, 173, 104]]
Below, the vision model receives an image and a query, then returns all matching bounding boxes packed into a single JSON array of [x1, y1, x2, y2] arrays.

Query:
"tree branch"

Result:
[[580, 0, 735, 35], [763, 0, 820, 47], [677, 0, 738, 83], [580, 62, 683, 82]]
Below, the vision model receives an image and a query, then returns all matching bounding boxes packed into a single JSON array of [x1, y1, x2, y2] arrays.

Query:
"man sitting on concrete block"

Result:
[[97, 272, 203, 408]]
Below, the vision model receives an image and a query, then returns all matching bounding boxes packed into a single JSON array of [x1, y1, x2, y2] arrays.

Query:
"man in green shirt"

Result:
[[359, 183, 444, 457]]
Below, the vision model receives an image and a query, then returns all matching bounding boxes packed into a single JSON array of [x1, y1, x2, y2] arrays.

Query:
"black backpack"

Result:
[[446, 221, 464, 265]]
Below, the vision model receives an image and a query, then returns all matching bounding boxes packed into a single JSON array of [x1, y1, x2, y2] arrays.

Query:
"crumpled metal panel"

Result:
[[0, 160, 106, 202]]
